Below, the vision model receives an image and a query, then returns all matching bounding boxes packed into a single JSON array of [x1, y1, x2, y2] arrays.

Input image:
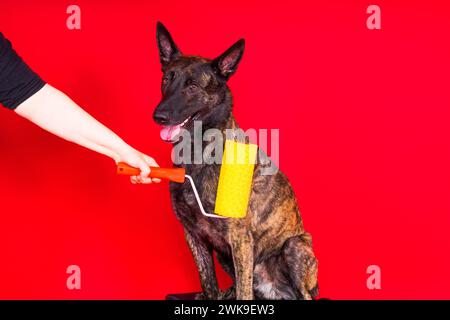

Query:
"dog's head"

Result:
[[153, 22, 245, 143]]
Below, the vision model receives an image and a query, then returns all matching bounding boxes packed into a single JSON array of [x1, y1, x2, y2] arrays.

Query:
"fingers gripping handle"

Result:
[[117, 162, 186, 183]]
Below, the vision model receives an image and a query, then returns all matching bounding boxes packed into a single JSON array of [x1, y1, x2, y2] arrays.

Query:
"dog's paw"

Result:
[[195, 288, 235, 300], [195, 291, 230, 300], [194, 292, 207, 300], [218, 286, 236, 300], [195, 292, 218, 300]]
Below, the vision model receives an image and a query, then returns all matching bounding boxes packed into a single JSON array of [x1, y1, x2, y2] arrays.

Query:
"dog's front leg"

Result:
[[228, 219, 254, 300], [185, 230, 219, 299]]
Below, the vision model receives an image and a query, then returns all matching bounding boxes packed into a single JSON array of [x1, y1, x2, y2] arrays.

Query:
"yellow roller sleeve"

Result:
[[214, 140, 258, 218]]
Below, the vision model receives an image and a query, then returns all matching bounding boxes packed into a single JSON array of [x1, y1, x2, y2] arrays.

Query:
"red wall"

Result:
[[0, 0, 449, 299]]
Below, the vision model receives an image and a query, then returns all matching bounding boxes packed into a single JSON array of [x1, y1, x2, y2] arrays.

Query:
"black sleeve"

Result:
[[0, 32, 46, 110]]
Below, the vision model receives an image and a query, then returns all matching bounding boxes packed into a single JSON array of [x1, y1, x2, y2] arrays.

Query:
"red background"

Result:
[[1, 0, 449, 299]]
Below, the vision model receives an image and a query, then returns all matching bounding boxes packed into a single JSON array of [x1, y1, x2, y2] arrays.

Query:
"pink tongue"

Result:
[[160, 125, 181, 141]]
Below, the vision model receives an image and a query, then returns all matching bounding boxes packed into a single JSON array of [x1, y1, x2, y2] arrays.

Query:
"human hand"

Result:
[[116, 148, 161, 184]]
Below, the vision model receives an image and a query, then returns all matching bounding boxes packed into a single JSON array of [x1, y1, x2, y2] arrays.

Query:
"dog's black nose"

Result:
[[153, 111, 170, 124]]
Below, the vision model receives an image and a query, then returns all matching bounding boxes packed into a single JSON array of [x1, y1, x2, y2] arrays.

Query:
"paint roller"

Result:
[[117, 140, 258, 219]]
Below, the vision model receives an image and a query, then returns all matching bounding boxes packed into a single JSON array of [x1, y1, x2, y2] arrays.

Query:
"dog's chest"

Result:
[[170, 169, 231, 255]]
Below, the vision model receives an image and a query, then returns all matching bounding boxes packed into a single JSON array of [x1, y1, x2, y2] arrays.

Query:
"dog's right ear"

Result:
[[156, 22, 181, 68]]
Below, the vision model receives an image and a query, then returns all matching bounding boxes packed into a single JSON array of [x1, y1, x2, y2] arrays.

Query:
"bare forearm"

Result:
[[14, 84, 159, 184], [14, 84, 129, 161]]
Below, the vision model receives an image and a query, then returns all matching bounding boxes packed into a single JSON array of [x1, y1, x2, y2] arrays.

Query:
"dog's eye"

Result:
[[188, 82, 198, 92]]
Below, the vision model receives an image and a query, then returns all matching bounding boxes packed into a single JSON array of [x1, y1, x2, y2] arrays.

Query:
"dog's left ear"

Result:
[[156, 21, 181, 67], [211, 39, 245, 80]]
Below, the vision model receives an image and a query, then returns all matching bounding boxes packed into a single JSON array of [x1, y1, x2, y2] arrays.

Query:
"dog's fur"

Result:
[[153, 22, 318, 300]]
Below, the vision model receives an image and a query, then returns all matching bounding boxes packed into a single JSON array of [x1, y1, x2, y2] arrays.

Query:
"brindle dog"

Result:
[[153, 22, 318, 300]]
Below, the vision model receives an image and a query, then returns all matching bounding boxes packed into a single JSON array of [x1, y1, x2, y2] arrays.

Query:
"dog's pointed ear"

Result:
[[156, 22, 181, 67], [211, 39, 245, 80]]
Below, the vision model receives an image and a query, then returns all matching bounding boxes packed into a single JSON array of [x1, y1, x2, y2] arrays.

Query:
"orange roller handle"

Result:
[[117, 162, 186, 183]]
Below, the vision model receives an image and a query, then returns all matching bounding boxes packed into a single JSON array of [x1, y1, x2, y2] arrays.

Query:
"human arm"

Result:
[[14, 84, 159, 184]]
